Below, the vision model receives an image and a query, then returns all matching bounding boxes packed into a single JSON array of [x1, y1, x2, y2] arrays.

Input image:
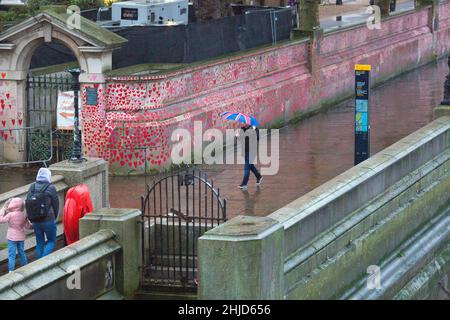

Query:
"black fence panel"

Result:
[[30, 43, 76, 70], [112, 25, 187, 68], [81, 7, 112, 22], [30, 8, 293, 70], [112, 8, 293, 67]]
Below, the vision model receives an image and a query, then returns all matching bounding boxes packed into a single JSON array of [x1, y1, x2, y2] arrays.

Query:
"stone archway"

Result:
[[0, 8, 126, 164]]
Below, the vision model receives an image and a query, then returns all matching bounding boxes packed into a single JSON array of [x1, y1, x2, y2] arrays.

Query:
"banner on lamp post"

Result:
[[56, 90, 82, 130]]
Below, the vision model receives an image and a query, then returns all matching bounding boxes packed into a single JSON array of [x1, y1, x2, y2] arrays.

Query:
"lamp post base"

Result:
[[69, 157, 87, 164]]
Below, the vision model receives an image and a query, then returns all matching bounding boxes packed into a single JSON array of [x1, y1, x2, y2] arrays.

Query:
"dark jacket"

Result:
[[27, 182, 59, 221], [241, 126, 260, 155]]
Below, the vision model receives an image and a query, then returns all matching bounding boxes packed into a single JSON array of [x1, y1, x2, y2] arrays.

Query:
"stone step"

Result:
[[145, 265, 197, 281], [149, 254, 197, 268]]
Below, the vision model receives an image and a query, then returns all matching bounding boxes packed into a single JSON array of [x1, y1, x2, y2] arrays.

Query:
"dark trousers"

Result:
[[33, 220, 57, 259], [241, 154, 261, 186]]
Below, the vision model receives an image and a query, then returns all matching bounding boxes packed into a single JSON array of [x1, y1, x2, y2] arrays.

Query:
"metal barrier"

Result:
[[0, 126, 53, 166], [140, 168, 227, 290]]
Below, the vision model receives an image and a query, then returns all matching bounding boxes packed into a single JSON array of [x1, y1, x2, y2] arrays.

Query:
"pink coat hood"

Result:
[[0, 198, 32, 241]]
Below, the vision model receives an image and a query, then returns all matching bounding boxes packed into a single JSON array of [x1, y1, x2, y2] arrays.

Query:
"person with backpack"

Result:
[[0, 198, 33, 272], [26, 168, 59, 258]]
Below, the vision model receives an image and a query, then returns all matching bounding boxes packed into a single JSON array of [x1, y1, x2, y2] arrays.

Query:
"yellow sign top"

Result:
[[355, 64, 372, 71]]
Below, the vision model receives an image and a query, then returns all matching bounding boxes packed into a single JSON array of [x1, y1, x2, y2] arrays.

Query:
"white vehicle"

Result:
[[0, 0, 26, 5], [111, 0, 189, 27]]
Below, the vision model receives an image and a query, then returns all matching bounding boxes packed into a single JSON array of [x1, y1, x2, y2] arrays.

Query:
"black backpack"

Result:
[[26, 183, 51, 222]]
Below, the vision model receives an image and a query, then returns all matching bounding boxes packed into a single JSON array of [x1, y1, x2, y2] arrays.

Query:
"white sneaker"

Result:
[[238, 184, 248, 190], [256, 176, 263, 185]]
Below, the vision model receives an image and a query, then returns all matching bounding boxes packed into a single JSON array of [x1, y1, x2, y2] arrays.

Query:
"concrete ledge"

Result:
[[50, 157, 109, 209], [199, 216, 284, 300], [434, 105, 450, 118], [79, 208, 141, 299], [270, 116, 450, 257], [394, 244, 450, 300], [0, 229, 121, 300], [343, 210, 450, 299], [284, 148, 450, 280], [284, 154, 450, 299]]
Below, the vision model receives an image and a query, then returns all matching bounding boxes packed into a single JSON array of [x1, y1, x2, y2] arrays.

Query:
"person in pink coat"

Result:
[[0, 198, 32, 272]]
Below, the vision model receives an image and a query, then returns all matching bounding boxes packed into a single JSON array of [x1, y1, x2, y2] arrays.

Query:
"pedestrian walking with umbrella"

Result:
[[220, 112, 263, 189]]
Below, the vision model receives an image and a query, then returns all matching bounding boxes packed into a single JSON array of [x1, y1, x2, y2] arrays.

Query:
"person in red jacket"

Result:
[[63, 184, 93, 245]]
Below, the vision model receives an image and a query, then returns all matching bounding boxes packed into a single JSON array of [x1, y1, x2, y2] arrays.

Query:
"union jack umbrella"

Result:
[[220, 111, 259, 127]]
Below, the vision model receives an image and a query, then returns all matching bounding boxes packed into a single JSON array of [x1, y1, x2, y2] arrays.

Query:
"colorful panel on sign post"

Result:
[[56, 90, 82, 130], [354, 64, 371, 165]]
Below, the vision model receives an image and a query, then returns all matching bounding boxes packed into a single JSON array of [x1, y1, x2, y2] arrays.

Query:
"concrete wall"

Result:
[[78, 2, 450, 174], [79, 208, 141, 299], [198, 116, 450, 299], [0, 207, 140, 300], [0, 229, 121, 300]]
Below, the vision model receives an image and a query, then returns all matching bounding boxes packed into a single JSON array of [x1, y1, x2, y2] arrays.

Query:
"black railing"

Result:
[[140, 168, 227, 289], [26, 74, 77, 163]]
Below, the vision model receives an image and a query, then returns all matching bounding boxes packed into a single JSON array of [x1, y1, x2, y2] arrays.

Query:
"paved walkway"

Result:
[[194, 58, 447, 218], [319, 0, 415, 30]]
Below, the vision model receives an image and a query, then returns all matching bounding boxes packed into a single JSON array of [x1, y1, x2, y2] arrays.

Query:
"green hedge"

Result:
[[0, 0, 103, 23]]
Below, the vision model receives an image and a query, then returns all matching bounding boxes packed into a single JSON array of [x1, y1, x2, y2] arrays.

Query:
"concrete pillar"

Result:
[[309, 27, 322, 75], [0, 72, 27, 164], [49, 157, 109, 209], [79, 208, 141, 299], [198, 215, 284, 300], [434, 106, 450, 118], [78, 74, 109, 160]]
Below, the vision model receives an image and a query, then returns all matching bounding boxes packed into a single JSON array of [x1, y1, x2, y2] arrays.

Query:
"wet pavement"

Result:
[[0, 59, 447, 219], [109, 58, 448, 219], [320, 0, 415, 31]]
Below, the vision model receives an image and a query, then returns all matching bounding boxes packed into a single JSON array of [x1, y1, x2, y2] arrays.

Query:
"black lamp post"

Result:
[[66, 67, 85, 163], [441, 56, 450, 106]]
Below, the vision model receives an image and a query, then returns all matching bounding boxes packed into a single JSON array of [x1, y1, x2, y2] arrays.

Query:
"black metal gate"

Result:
[[140, 168, 227, 290], [26, 73, 77, 163]]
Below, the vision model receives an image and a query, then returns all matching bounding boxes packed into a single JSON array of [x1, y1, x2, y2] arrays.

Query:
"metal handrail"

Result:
[[0, 125, 53, 167]]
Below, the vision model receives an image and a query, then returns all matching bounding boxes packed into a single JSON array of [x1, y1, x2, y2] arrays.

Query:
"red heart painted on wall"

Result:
[[11, 119, 15, 126], [6, 93, 10, 99], [1, 73, 5, 79], [1, 120, 5, 127]]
